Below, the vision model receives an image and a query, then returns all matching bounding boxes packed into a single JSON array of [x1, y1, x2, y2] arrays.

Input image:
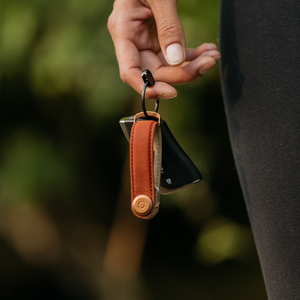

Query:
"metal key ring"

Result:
[[141, 70, 159, 118]]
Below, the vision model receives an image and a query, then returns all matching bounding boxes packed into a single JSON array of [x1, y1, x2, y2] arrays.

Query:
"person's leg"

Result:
[[220, 1, 300, 299]]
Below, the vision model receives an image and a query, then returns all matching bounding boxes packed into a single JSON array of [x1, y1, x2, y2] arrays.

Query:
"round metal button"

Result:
[[132, 195, 152, 216]]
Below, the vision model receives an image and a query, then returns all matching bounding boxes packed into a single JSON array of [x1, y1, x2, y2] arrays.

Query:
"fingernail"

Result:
[[199, 61, 216, 75], [206, 43, 217, 50], [166, 43, 184, 65], [158, 93, 177, 99]]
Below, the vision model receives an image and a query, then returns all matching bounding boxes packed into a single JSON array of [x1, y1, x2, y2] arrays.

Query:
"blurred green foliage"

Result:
[[0, 0, 267, 299]]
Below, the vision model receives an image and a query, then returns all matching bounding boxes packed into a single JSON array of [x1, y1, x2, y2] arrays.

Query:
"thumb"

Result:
[[149, 0, 186, 66]]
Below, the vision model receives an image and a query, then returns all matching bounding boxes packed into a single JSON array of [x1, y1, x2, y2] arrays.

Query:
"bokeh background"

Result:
[[0, 0, 267, 299]]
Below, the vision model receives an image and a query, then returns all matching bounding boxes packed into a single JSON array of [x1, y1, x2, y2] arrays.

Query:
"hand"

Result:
[[108, 0, 220, 99]]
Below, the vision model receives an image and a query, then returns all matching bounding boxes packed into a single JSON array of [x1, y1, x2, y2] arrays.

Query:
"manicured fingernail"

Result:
[[166, 43, 184, 65], [199, 61, 216, 75]]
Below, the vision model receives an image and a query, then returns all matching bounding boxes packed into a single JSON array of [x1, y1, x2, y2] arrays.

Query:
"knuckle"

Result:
[[158, 20, 181, 39], [107, 7, 121, 34], [107, 13, 116, 33], [119, 71, 128, 84], [107, 1, 127, 34]]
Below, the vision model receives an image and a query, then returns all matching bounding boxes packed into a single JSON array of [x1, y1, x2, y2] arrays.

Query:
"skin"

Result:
[[108, 0, 221, 99]]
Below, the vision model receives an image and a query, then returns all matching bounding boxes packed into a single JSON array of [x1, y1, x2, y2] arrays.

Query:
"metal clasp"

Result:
[[134, 111, 161, 124]]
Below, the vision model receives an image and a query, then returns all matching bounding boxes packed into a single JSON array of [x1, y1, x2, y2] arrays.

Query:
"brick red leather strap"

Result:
[[130, 119, 161, 219]]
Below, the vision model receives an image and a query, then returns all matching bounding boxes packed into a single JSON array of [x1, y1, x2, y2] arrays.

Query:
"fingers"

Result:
[[142, 82, 178, 99], [142, 47, 220, 82], [126, 70, 178, 99], [155, 55, 219, 85], [185, 43, 218, 61], [115, 43, 220, 99], [141, 54, 218, 99], [114, 39, 177, 99], [114, 40, 220, 99], [138, 49, 220, 98], [148, 0, 186, 66]]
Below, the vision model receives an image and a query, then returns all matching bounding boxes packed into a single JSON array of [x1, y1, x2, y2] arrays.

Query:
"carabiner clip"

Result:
[[141, 70, 159, 118]]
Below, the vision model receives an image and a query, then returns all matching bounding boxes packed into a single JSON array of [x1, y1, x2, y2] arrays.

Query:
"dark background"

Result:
[[0, 0, 267, 299]]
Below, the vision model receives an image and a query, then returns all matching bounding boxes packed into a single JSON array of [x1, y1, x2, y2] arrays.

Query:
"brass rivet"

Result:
[[132, 195, 152, 216]]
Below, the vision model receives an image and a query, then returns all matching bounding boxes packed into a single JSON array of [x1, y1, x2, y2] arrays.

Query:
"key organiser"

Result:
[[130, 111, 162, 219], [120, 70, 203, 219]]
